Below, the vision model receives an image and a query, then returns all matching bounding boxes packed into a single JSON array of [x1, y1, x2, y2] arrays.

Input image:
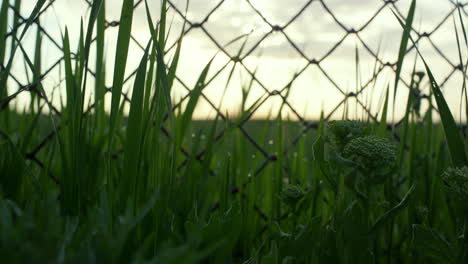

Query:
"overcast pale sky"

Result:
[[7, 0, 468, 121]]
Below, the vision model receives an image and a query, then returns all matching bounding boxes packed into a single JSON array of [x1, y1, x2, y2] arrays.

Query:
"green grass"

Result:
[[0, 0, 467, 263]]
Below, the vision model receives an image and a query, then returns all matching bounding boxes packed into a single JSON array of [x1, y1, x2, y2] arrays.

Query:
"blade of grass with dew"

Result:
[[176, 57, 214, 146], [394, 10, 467, 167], [392, 0, 416, 121]]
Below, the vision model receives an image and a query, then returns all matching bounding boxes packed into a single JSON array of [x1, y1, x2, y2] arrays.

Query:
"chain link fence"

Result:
[[1, 0, 467, 191]]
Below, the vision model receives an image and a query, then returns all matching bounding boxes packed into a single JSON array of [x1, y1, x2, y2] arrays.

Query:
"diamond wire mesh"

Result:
[[1, 0, 467, 206]]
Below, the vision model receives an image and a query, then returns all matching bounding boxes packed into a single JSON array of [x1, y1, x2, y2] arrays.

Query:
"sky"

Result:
[[6, 0, 468, 121]]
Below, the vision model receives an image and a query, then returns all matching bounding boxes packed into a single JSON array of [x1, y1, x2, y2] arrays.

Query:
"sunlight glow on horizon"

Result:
[[4, 0, 467, 122]]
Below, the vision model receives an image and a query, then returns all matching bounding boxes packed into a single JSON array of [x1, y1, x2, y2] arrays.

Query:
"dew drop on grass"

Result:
[[252, 154, 256, 159], [268, 139, 274, 145]]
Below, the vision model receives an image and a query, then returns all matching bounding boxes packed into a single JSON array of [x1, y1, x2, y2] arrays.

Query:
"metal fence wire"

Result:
[[1, 0, 467, 195]]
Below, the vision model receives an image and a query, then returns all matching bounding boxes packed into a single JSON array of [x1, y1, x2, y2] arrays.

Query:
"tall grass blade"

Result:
[[397, 55, 417, 166], [122, 43, 150, 207], [422, 63, 467, 166], [158, 0, 167, 49], [394, 9, 467, 167], [392, 0, 416, 120], [109, 0, 135, 140], [31, 21, 42, 109], [0, 0, 10, 127], [177, 57, 214, 145], [95, 0, 106, 131], [378, 85, 390, 137]]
